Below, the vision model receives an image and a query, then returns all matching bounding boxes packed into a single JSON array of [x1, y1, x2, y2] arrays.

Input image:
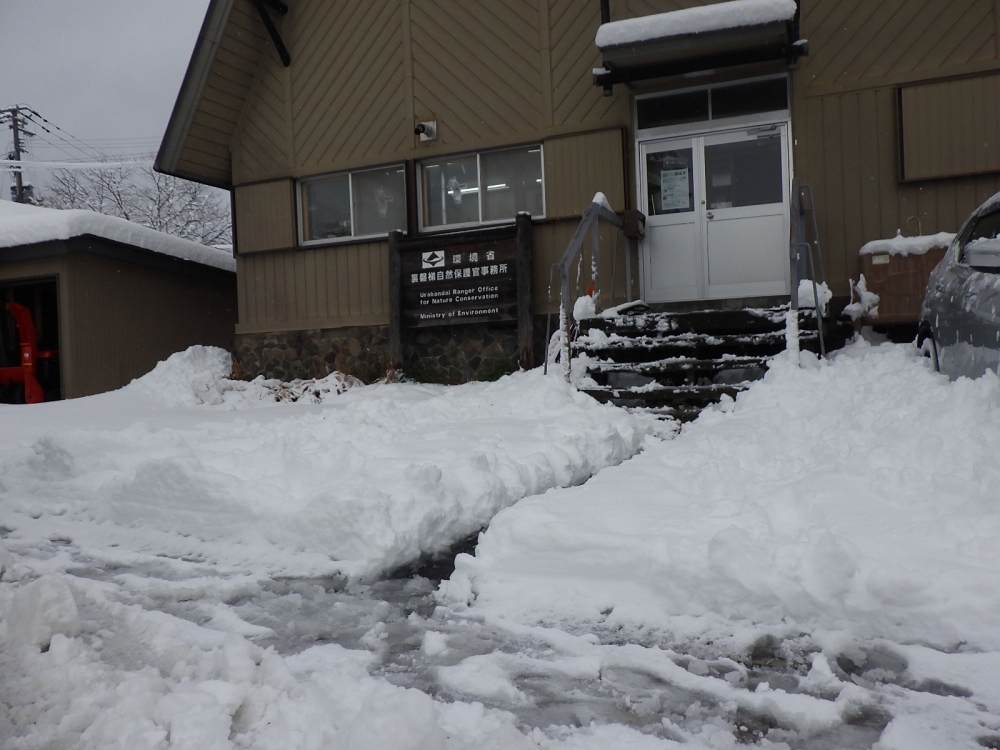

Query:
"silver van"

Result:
[[920, 193, 1000, 379]]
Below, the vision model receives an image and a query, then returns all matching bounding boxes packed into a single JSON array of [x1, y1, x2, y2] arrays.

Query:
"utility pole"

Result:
[[1, 106, 34, 203]]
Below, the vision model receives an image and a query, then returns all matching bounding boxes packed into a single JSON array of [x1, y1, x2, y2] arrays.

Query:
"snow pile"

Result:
[[0, 199, 235, 271], [448, 343, 1000, 654], [796, 278, 832, 313], [844, 274, 880, 321], [1, 348, 652, 579], [596, 0, 797, 48], [0, 576, 539, 750], [572, 294, 596, 321], [859, 229, 955, 257], [124, 345, 362, 408]]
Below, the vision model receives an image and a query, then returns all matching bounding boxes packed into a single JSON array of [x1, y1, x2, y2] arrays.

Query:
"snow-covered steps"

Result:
[[575, 305, 846, 421]]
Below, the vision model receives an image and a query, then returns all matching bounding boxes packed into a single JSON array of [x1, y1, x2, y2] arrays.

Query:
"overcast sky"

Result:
[[0, 0, 211, 197]]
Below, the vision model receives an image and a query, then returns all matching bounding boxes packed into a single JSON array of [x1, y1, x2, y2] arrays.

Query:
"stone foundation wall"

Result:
[[233, 326, 390, 383], [234, 318, 548, 384], [402, 323, 519, 384]]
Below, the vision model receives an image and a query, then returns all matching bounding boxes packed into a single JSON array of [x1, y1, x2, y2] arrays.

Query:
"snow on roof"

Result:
[[595, 0, 797, 48], [859, 230, 955, 257], [0, 199, 235, 272]]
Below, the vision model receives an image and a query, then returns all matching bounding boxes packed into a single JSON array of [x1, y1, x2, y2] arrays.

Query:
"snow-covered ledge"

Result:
[[595, 0, 797, 49], [593, 0, 805, 94]]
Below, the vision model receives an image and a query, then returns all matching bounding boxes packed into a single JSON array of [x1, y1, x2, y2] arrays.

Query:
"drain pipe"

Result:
[[600, 0, 610, 24]]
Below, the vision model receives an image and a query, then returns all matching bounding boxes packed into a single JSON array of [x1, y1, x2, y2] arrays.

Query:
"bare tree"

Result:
[[43, 164, 232, 247]]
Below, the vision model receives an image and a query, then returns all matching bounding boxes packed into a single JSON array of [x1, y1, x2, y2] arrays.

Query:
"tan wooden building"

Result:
[[157, 0, 1000, 383]]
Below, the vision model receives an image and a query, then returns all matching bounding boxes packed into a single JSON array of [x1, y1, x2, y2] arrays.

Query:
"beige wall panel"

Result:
[[232, 45, 292, 184], [174, 2, 270, 185], [548, 0, 624, 127], [902, 75, 1000, 181], [235, 180, 296, 254], [532, 218, 632, 315], [64, 254, 235, 399], [236, 241, 390, 330], [802, 0, 996, 89], [544, 129, 626, 219], [287, 1, 409, 171], [410, 0, 543, 144]]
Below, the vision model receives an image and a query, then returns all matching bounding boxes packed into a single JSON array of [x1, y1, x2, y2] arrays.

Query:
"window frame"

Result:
[[297, 163, 407, 247], [633, 73, 790, 139], [416, 143, 546, 233]]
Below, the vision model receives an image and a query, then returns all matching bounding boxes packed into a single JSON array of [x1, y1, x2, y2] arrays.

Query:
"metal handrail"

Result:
[[543, 197, 635, 381], [790, 179, 826, 357]]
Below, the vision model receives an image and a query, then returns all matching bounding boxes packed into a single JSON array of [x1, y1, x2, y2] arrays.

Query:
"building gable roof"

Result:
[[155, 0, 272, 190]]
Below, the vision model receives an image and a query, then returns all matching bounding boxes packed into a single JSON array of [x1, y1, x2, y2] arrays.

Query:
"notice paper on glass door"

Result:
[[660, 168, 690, 211]]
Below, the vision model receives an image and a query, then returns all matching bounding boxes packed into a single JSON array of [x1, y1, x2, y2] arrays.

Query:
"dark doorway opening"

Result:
[[0, 277, 61, 403]]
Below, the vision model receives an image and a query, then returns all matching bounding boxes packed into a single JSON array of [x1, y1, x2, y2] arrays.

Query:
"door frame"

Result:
[[633, 76, 793, 304]]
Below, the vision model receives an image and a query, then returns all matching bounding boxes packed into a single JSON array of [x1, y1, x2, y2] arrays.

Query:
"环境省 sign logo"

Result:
[[422, 251, 445, 269]]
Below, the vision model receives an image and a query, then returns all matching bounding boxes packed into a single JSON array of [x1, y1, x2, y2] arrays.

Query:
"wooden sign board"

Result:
[[389, 216, 533, 369], [400, 237, 518, 327]]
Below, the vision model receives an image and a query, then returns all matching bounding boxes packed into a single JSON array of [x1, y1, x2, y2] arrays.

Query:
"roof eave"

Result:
[[155, 0, 237, 189]]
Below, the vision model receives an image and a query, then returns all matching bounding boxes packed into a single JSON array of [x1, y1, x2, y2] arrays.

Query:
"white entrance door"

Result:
[[640, 123, 790, 303]]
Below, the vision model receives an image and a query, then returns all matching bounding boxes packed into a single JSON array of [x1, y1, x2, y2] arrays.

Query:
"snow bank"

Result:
[[859, 229, 955, 257], [0, 199, 235, 271], [1, 347, 652, 580], [448, 343, 1000, 653], [596, 0, 797, 48]]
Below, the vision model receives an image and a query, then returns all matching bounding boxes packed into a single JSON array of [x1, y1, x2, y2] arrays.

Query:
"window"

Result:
[[420, 145, 544, 230], [299, 165, 406, 244], [636, 77, 788, 131], [960, 209, 1000, 269]]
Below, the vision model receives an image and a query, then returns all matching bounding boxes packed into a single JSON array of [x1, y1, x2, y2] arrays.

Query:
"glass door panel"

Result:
[[641, 138, 702, 302], [702, 126, 789, 299]]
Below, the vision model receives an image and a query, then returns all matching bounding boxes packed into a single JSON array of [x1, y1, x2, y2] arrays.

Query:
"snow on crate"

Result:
[[859, 229, 955, 257], [0, 199, 235, 271], [595, 0, 797, 48]]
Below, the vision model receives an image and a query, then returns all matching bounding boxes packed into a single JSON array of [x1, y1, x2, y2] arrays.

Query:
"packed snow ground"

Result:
[[2, 342, 1000, 748]]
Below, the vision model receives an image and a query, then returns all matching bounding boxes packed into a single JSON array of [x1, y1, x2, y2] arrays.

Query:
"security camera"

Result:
[[414, 120, 437, 142]]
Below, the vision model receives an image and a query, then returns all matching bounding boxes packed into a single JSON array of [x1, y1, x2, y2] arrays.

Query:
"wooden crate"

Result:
[[860, 247, 947, 324]]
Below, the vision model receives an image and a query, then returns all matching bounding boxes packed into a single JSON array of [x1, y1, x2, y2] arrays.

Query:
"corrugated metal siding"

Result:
[[901, 74, 1000, 181], [236, 241, 390, 333], [64, 252, 236, 399], [234, 180, 297, 254], [544, 129, 626, 219]]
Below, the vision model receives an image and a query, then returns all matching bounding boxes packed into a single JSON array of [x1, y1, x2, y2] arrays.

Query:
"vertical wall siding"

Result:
[[65, 253, 236, 398], [795, 88, 1000, 293], [901, 74, 1000, 180], [544, 129, 627, 218], [236, 241, 390, 332], [795, 0, 1000, 295]]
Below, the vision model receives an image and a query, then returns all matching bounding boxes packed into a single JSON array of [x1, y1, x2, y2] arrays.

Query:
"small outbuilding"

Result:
[[0, 200, 237, 401]]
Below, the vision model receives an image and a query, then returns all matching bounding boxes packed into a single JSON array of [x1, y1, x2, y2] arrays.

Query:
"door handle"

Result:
[[706, 211, 714, 220]]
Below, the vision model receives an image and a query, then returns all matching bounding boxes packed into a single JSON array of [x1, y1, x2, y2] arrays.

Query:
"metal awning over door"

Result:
[[593, 0, 807, 95]]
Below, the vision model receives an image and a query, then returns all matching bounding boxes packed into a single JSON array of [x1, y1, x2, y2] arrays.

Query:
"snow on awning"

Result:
[[594, 0, 805, 95]]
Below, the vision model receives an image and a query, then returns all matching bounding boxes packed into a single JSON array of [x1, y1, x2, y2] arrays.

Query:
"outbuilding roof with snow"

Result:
[[0, 200, 235, 272]]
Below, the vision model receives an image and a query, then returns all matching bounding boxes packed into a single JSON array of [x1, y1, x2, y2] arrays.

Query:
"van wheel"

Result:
[[917, 325, 940, 372]]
